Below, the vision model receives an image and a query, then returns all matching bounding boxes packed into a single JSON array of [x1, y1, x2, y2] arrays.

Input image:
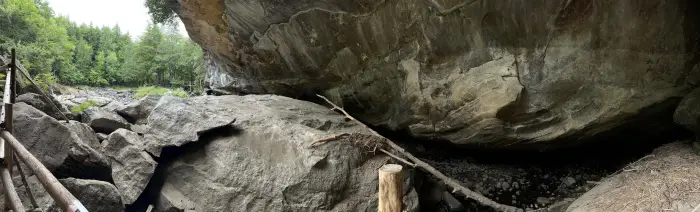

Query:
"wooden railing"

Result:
[[0, 49, 88, 212]]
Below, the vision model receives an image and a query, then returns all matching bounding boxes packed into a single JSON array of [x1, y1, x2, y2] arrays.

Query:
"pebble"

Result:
[[513, 182, 519, 189], [563, 177, 577, 187], [502, 182, 510, 189], [495, 182, 502, 189], [536, 197, 552, 205]]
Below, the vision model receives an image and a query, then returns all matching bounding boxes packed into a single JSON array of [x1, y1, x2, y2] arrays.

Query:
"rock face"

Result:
[[117, 94, 161, 124], [17, 92, 72, 120], [674, 88, 700, 133], [567, 142, 700, 212], [47, 178, 124, 212], [138, 95, 236, 156], [81, 107, 130, 133], [0, 176, 124, 212], [63, 120, 101, 150], [103, 128, 157, 205], [176, 0, 700, 147], [156, 95, 418, 211], [13, 103, 110, 180]]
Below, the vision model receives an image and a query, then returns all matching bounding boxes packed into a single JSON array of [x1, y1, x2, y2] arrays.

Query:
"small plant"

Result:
[[34, 73, 57, 92], [133, 86, 189, 99], [71, 100, 99, 113]]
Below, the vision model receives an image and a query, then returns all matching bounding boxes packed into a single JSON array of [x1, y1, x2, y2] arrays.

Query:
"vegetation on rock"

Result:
[[71, 100, 98, 113], [133, 86, 188, 98]]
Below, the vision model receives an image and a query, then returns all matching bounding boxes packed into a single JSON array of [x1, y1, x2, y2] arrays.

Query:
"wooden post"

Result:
[[0, 162, 24, 212], [0, 131, 88, 212], [378, 164, 403, 212]]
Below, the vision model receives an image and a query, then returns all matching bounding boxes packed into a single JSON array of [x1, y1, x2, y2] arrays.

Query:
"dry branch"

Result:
[[315, 94, 523, 212]]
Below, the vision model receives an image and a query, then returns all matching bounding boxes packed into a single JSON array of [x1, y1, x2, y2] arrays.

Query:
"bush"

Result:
[[133, 86, 188, 99], [34, 73, 57, 92], [71, 100, 99, 113]]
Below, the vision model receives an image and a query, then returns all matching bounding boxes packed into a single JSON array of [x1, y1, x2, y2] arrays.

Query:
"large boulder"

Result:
[[155, 95, 418, 211], [138, 95, 236, 156], [63, 120, 101, 150], [567, 142, 700, 212], [81, 107, 130, 134], [176, 0, 700, 147], [17, 92, 72, 120], [117, 94, 161, 124], [47, 178, 124, 212], [102, 128, 157, 205], [13, 103, 110, 180], [0, 176, 124, 212], [674, 88, 700, 133]]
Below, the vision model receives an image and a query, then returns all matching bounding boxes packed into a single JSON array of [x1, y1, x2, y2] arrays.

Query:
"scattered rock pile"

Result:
[[0, 93, 418, 212]]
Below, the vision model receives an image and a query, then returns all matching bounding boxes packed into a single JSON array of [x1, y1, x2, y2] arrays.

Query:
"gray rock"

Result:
[[674, 88, 700, 132], [62, 120, 101, 150], [0, 176, 124, 212], [117, 94, 161, 124], [568, 142, 700, 212], [156, 95, 418, 212], [13, 103, 110, 180], [102, 101, 126, 113], [563, 177, 576, 187], [81, 107, 130, 134], [46, 178, 124, 212], [138, 95, 235, 156], [17, 93, 72, 120], [96, 133, 108, 141], [103, 129, 157, 205], [177, 0, 700, 147]]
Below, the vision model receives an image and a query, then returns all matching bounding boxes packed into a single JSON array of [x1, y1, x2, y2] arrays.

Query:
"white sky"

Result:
[[45, 0, 188, 38]]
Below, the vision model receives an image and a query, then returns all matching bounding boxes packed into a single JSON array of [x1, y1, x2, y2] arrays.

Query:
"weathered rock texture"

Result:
[[103, 128, 157, 205], [13, 103, 110, 180], [567, 142, 700, 212], [138, 95, 236, 156], [177, 0, 700, 147], [117, 94, 161, 124], [81, 107, 130, 133], [17, 92, 72, 120], [156, 95, 418, 212], [0, 176, 124, 212], [674, 88, 700, 133]]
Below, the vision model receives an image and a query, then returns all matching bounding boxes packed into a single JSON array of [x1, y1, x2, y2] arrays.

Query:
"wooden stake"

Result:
[[316, 94, 523, 212], [378, 164, 403, 212]]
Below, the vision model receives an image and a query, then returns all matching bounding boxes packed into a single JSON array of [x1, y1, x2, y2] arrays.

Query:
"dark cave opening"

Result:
[[368, 98, 694, 211]]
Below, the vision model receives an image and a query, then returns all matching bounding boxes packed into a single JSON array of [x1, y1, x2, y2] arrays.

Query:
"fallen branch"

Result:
[[316, 94, 523, 212]]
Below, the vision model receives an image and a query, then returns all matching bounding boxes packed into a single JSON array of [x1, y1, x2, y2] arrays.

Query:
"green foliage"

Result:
[[0, 0, 204, 92], [145, 0, 177, 25], [33, 73, 56, 92], [70, 100, 98, 113], [134, 86, 188, 99]]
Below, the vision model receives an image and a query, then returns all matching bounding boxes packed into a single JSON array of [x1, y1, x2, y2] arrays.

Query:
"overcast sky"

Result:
[[45, 0, 187, 38]]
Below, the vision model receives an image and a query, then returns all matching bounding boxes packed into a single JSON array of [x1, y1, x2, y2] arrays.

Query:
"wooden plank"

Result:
[[0, 163, 24, 212], [0, 131, 88, 212], [378, 164, 403, 212]]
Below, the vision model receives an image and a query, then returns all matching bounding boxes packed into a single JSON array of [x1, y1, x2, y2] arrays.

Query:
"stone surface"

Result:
[[567, 142, 700, 212], [102, 101, 127, 113], [13, 103, 110, 180], [0, 176, 124, 212], [156, 95, 418, 212], [138, 95, 236, 156], [674, 88, 700, 132], [177, 0, 700, 147], [17, 92, 72, 120], [63, 120, 101, 150], [117, 94, 161, 124], [96, 132, 108, 141], [103, 128, 157, 205], [81, 107, 130, 133], [46, 178, 124, 212]]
